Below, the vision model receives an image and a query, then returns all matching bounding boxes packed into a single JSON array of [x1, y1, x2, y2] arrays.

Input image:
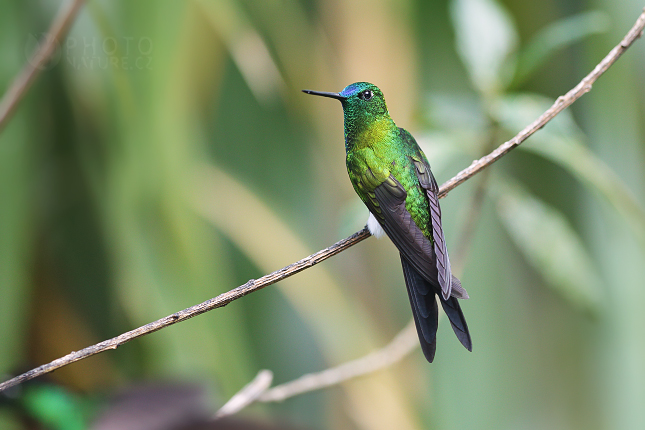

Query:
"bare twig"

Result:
[[0, 0, 85, 134], [438, 8, 645, 199], [1, 8, 644, 394], [212, 320, 417, 420], [0, 228, 370, 392], [258, 320, 418, 403], [215, 370, 274, 418]]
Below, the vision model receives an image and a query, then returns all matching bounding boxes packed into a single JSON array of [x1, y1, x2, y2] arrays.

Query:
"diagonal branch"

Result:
[[215, 320, 418, 419], [0, 227, 370, 392], [1, 8, 644, 394], [215, 370, 275, 418], [438, 8, 645, 199], [0, 0, 85, 134], [257, 319, 418, 403]]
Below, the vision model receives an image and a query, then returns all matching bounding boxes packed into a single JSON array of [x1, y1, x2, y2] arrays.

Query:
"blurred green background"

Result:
[[1, 0, 644, 429]]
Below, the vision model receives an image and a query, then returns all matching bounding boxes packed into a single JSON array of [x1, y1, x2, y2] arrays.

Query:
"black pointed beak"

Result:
[[302, 89, 346, 101]]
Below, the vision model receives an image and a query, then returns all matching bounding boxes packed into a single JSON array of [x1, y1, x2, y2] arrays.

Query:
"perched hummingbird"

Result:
[[303, 82, 471, 362]]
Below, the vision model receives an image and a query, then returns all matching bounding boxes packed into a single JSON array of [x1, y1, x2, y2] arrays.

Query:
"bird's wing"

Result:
[[409, 155, 453, 300], [367, 175, 439, 287], [370, 172, 464, 301], [398, 128, 455, 300]]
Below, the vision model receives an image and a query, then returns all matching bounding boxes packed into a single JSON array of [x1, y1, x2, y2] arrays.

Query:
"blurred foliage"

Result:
[[1, 0, 644, 429]]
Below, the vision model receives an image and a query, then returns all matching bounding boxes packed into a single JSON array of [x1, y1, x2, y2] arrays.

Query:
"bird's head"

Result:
[[303, 82, 391, 147]]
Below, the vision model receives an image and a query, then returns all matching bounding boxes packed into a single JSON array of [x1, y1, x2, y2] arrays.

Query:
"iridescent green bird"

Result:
[[303, 82, 472, 362]]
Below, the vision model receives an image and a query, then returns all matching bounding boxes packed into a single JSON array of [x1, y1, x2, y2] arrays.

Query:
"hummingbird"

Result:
[[303, 82, 472, 362]]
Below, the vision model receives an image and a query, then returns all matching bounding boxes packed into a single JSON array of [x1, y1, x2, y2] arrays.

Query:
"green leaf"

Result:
[[514, 11, 609, 85], [450, 0, 518, 95], [22, 385, 87, 430], [496, 181, 604, 313]]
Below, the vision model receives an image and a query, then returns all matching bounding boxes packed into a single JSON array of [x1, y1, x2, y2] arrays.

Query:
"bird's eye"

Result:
[[359, 90, 373, 101]]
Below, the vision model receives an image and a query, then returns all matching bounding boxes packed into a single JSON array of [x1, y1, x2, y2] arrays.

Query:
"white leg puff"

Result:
[[367, 212, 386, 238]]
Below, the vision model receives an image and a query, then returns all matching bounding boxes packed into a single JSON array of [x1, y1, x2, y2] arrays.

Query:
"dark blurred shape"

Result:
[[181, 417, 312, 430], [91, 383, 209, 430], [90, 382, 311, 430]]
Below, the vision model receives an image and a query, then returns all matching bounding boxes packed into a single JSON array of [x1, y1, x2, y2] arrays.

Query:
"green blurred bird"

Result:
[[303, 82, 472, 362]]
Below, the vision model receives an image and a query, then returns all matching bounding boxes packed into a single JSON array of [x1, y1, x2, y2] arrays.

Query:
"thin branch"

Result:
[[438, 8, 645, 199], [0, 0, 85, 134], [1, 8, 644, 394], [212, 321, 417, 420], [257, 320, 418, 403], [0, 228, 370, 392], [215, 370, 274, 418]]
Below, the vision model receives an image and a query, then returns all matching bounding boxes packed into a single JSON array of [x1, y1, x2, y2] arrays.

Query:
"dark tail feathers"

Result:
[[400, 255, 472, 362]]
